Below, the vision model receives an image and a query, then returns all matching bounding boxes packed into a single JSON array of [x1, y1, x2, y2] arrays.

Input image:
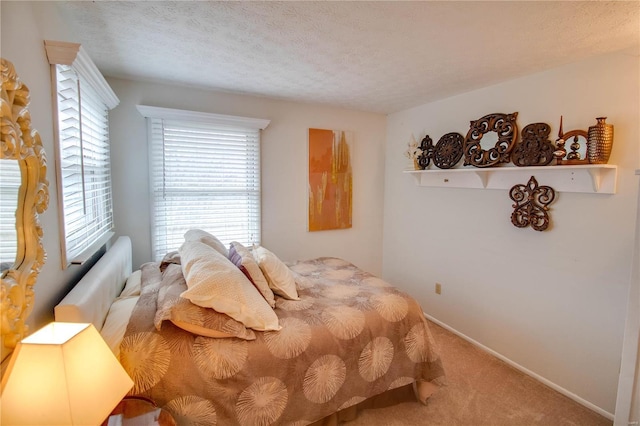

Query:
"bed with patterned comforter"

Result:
[[119, 256, 445, 425]]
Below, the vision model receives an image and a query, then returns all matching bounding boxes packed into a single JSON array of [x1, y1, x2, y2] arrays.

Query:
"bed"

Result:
[[56, 235, 445, 425]]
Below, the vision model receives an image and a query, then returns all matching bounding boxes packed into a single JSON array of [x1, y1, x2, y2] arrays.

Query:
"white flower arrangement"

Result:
[[404, 139, 423, 160]]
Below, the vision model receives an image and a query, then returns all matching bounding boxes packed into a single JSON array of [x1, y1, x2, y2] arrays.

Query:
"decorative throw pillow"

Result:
[[253, 245, 300, 300], [118, 270, 142, 298], [154, 263, 256, 340], [229, 241, 276, 308], [179, 240, 280, 331], [184, 228, 228, 257]]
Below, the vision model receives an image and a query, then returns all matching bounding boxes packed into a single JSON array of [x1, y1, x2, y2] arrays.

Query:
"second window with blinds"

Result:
[[138, 106, 271, 261]]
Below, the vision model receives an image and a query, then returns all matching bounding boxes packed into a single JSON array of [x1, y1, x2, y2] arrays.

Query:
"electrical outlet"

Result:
[[435, 283, 442, 295]]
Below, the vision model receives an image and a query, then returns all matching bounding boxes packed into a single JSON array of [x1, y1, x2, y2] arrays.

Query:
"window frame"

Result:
[[137, 105, 270, 261], [45, 41, 119, 267]]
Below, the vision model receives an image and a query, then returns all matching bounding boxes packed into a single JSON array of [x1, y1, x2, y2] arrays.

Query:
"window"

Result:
[[137, 106, 270, 261], [45, 41, 119, 266]]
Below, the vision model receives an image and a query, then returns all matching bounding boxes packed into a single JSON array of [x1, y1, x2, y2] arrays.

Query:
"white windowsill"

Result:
[[69, 231, 115, 266]]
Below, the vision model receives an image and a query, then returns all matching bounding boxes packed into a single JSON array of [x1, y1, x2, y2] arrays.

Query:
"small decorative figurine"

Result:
[[509, 176, 556, 232], [554, 116, 588, 165]]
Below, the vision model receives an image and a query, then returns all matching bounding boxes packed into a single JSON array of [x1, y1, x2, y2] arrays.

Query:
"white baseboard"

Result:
[[424, 313, 614, 421]]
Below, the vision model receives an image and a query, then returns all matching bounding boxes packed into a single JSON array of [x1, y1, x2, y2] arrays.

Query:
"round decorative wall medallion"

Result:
[[433, 133, 464, 169]]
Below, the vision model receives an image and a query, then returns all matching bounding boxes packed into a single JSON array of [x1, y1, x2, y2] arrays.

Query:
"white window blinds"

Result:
[[55, 64, 114, 263], [45, 41, 120, 267], [139, 106, 270, 261]]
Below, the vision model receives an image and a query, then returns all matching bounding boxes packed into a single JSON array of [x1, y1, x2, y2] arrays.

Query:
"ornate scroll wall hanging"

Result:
[[512, 122, 555, 167], [416, 135, 434, 169], [1, 58, 49, 360], [463, 112, 518, 168], [509, 176, 555, 232]]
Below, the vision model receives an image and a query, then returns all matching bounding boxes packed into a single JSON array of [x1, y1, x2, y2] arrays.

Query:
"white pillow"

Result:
[[184, 228, 228, 257], [179, 240, 280, 332], [119, 270, 142, 298], [101, 296, 139, 357], [253, 246, 299, 300], [229, 241, 276, 308]]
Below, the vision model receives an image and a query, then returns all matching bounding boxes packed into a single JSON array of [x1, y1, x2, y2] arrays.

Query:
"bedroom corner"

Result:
[[383, 48, 640, 417]]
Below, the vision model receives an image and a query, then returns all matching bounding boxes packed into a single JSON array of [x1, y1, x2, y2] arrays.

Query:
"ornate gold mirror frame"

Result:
[[1, 58, 49, 361]]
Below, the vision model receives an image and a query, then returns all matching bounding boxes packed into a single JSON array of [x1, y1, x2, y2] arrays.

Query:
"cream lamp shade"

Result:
[[0, 322, 134, 425]]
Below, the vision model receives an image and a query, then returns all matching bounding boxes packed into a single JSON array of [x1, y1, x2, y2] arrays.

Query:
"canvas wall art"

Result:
[[308, 128, 353, 231]]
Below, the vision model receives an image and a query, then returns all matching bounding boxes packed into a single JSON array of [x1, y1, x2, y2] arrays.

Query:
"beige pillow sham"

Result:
[[119, 270, 142, 298], [179, 240, 280, 331], [253, 245, 300, 300], [184, 228, 228, 257], [154, 263, 256, 340]]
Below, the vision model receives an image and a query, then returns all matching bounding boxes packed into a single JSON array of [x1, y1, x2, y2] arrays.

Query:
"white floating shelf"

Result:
[[404, 165, 617, 194]]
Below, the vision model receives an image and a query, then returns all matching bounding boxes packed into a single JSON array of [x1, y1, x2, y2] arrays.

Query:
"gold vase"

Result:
[[413, 157, 420, 170], [587, 117, 614, 164]]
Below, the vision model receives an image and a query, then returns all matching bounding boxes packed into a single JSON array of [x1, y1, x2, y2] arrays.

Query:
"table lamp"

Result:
[[1, 322, 134, 425]]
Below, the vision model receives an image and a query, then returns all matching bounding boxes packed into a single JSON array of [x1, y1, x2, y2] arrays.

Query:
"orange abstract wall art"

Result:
[[308, 128, 352, 231]]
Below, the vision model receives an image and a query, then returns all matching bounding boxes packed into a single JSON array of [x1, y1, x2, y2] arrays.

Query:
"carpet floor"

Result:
[[347, 320, 611, 425]]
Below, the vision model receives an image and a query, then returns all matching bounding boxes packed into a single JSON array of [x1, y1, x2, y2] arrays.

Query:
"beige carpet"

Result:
[[347, 321, 611, 426]]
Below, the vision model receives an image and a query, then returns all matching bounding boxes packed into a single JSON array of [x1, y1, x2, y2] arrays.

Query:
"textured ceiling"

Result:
[[54, 1, 640, 114]]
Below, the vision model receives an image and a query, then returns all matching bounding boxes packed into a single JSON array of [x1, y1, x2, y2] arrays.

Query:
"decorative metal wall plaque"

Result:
[[512, 123, 555, 167], [416, 135, 435, 169], [463, 112, 519, 168], [509, 176, 555, 231], [433, 132, 464, 169]]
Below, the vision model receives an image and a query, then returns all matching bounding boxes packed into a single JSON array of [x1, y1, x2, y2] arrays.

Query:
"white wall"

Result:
[[1, 2, 105, 334], [383, 49, 640, 415], [614, 171, 639, 425], [107, 78, 387, 275]]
